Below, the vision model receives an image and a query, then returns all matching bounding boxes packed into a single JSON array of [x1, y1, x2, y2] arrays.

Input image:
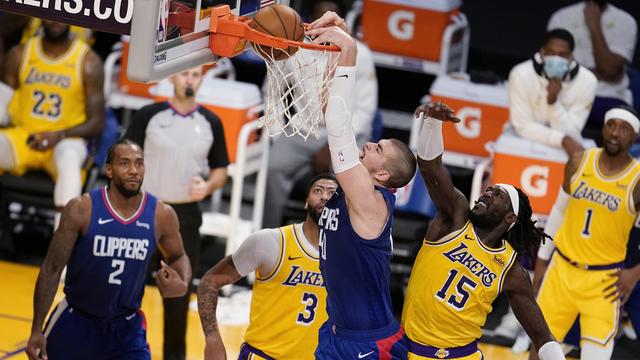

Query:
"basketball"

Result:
[[250, 4, 305, 61]]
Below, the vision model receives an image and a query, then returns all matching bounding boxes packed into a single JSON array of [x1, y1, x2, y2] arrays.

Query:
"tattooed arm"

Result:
[[197, 228, 281, 359], [26, 195, 90, 360], [198, 256, 242, 360]]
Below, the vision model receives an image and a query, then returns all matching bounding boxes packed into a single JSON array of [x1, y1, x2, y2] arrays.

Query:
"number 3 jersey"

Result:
[[243, 224, 327, 360], [64, 186, 157, 318], [8, 36, 88, 132], [402, 221, 517, 348], [555, 148, 640, 265]]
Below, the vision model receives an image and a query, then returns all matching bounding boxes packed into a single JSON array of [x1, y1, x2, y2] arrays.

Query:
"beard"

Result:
[[307, 204, 321, 225], [185, 87, 195, 97], [469, 209, 503, 230], [112, 180, 141, 198], [43, 26, 70, 43], [604, 144, 623, 157]]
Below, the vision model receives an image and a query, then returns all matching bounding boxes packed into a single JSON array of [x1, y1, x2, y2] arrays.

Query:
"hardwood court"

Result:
[[0, 260, 533, 359]]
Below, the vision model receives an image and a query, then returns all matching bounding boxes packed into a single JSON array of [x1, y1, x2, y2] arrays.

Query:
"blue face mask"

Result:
[[543, 55, 570, 80]]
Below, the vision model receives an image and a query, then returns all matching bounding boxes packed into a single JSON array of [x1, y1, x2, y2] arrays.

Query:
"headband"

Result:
[[605, 108, 640, 133], [496, 183, 519, 231]]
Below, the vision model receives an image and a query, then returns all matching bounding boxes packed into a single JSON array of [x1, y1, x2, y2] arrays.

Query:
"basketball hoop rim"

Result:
[[208, 5, 340, 54]]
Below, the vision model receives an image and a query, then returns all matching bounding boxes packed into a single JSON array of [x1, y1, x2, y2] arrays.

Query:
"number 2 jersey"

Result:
[[402, 221, 517, 348], [555, 148, 640, 265], [8, 36, 88, 132], [64, 186, 157, 318]]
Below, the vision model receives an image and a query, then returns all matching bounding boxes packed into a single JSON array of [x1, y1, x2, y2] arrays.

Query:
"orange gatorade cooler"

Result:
[[151, 77, 262, 162], [492, 133, 595, 216], [361, 0, 461, 61], [430, 75, 509, 157]]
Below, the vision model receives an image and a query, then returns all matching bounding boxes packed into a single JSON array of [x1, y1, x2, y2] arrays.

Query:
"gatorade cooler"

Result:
[[151, 77, 262, 162], [430, 75, 509, 157], [361, 0, 461, 61], [492, 133, 595, 216]]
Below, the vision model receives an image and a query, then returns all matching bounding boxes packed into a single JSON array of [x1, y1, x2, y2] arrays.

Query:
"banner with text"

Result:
[[1, 0, 133, 35]]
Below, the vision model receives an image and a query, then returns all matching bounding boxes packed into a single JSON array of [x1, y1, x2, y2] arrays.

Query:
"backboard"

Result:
[[128, 0, 289, 82]]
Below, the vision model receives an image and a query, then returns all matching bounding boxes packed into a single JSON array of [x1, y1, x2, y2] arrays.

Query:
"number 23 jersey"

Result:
[[8, 36, 88, 132], [402, 221, 517, 348]]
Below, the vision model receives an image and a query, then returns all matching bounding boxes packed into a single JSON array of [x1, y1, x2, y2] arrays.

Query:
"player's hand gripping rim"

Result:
[[415, 101, 461, 123]]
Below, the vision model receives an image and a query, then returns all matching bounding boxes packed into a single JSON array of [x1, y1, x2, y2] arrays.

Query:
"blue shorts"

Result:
[[44, 299, 151, 360], [315, 321, 408, 360]]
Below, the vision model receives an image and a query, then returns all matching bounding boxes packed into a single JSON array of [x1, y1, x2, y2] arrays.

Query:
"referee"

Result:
[[123, 66, 229, 360]]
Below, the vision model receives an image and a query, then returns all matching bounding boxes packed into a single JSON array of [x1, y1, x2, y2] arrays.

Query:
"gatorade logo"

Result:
[[455, 107, 482, 139], [520, 165, 549, 197], [388, 10, 415, 41]]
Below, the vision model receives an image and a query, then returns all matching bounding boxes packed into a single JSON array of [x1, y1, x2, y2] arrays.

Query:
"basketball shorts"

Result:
[[537, 252, 620, 347], [408, 351, 483, 360], [0, 127, 87, 178], [1, 127, 56, 176], [406, 338, 483, 360], [315, 321, 407, 360], [237, 342, 275, 360], [44, 299, 151, 360]]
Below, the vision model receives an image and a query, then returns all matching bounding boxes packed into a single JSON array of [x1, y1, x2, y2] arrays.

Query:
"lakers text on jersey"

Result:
[[402, 221, 517, 354], [243, 224, 326, 360]]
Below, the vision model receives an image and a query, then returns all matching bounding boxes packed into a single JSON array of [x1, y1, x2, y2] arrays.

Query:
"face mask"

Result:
[[543, 55, 570, 80]]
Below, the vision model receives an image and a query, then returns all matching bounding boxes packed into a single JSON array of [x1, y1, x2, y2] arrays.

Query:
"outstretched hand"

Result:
[[415, 102, 461, 123], [156, 260, 188, 298]]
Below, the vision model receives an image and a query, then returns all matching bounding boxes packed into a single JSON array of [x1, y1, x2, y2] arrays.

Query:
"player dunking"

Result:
[[26, 139, 191, 360], [532, 106, 640, 360], [401, 102, 565, 360], [306, 13, 415, 360], [197, 174, 338, 360]]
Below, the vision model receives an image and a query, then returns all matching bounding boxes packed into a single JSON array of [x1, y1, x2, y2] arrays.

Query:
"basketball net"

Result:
[[256, 43, 340, 140], [206, 5, 341, 140]]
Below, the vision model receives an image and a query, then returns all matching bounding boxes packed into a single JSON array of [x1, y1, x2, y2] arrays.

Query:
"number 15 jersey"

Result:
[[402, 222, 517, 348]]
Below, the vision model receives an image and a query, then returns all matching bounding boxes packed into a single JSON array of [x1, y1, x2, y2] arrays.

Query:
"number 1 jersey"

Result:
[[64, 186, 157, 318], [402, 221, 517, 348], [555, 148, 640, 265]]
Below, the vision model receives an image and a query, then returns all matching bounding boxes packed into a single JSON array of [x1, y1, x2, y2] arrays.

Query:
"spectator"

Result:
[[508, 29, 596, 155], [123, 66, 229, 360], [0, 20, 105, 225], [263, 0, 378, 228], [548, 0, 637, 129]]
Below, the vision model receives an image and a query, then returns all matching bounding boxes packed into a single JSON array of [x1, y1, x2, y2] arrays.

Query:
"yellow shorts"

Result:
[[537, 252, 620, 347], [1, 127, 56, 177], [408, 350, 483, 359]]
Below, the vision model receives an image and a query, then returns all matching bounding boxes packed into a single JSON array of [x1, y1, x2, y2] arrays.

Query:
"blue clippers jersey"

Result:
[[64, 186, 157, 318], [318, 186, 396, 330]]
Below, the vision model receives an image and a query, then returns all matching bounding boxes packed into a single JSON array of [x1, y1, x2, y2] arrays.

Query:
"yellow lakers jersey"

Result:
[[555, 148, 640, 265], [8, 36, 89, 133], [20, 19, 94, 45], [402, 221, 518, 348], [244, 224, 327, 360]]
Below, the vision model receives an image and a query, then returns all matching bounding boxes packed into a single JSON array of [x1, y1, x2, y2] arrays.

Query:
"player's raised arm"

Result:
[[415, 102, 469, 238], [26, 195, 90, 360], [504, 263, 565, 360], [198, 229, 280, 359], [532, 150, 584, 293], [307, 22, 395, 239], [155, 202, 191, 298]]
